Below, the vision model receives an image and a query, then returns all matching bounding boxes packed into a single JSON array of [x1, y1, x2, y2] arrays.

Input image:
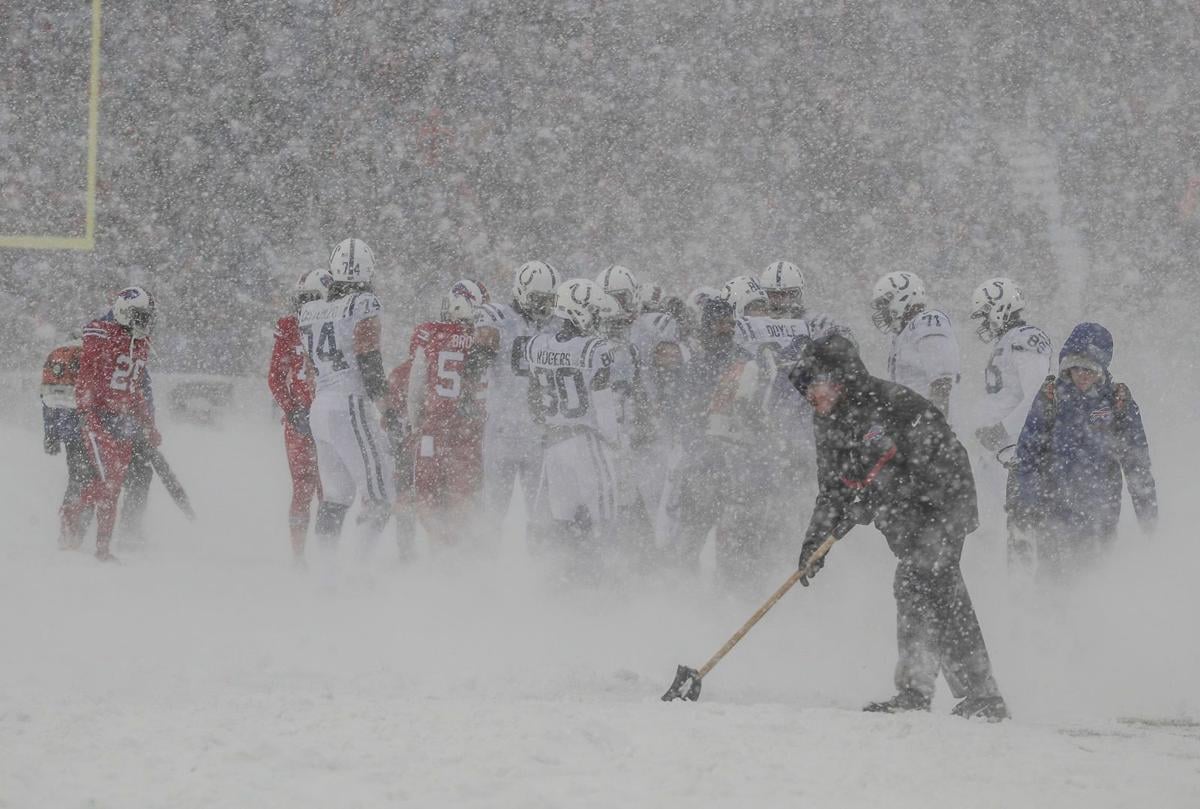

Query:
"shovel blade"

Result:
[[661, 665, 703, 702]]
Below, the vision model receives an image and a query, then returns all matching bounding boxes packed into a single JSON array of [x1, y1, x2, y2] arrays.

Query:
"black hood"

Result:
[[788, 333, 869, 394]]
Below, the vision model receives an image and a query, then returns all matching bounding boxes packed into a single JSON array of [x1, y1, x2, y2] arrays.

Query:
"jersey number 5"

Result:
[[436, 350, 464, 398]]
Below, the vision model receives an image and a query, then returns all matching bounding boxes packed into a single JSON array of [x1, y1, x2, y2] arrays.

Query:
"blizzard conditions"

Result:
[[3, 2, 1200, 808]]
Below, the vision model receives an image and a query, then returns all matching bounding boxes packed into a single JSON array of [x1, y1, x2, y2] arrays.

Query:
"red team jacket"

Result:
[[76, 318, 155, 440], [268, 315, 315, 417], [406, 321, 481, 441]]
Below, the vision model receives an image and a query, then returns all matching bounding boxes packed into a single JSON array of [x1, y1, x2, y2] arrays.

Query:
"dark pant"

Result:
[[890, 523, 1000, 700], [59, 434, 96, 544], [1036, 519, 1117, 584], [118, 440, 154, 540]]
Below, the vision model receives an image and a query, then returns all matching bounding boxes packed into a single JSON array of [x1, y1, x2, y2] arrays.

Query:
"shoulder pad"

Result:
[[585, 338, 613, 369], [349, 292, 382, 317], [476, 303, 506, 325], [735, 318, 756, 342]]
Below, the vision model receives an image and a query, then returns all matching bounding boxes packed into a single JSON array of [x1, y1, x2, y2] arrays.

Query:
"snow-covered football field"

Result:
[[2, 384, 1198, 808]]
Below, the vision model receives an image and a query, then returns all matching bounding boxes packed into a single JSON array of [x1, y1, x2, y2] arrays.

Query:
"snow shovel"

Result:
[[661, 533, 838, 702]]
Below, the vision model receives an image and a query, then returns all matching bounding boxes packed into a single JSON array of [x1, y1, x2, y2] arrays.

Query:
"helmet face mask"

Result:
[[126, 306, 155, 337], [871, 272, 927, 333], [525, 290, 556, 321], [970, 278, 1024, 343], [513, 260, 561, 321], [871, 293, 895, 332], [765, 288, 801, 316]]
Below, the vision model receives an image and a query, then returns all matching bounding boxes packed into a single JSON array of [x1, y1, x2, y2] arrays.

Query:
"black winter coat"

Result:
[[805, 376, 979, 553]]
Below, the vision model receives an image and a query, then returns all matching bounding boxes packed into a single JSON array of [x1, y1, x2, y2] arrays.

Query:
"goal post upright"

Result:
[[0, 0, 101, 251]]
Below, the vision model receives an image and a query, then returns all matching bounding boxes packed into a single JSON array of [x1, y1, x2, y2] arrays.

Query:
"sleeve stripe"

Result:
[[582, 338, 601, 368]]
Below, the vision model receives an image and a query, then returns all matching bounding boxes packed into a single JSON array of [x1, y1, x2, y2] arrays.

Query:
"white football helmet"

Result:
[[871, 271, 928, 333], [721, 275, 770, 318], [328, 238, 376, 285], [759, 260, 805, 316], [685, 286, 720, 321], [596, 264, 639, 316], [970, 278, 1025, 342], [113, 286, 156, 338], [595, 290, 628, 337], [295, 269, 332, 307], [441, 279, 488, 322], [554, 278, 605, 334], [513, 260, 561, 320], [635, 281, 665, 312]]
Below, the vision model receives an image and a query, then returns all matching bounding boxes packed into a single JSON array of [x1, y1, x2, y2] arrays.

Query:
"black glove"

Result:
[[798, 539, 826, 586], [285, 408, 310, 436], [44, 434, 60, 455], [843, 497, 875, 528]]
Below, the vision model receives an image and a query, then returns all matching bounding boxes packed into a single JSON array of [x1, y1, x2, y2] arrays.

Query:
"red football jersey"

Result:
[[406, 321, 481, 438], [75, 318, 154, 435], [268, 314, 315, 415]]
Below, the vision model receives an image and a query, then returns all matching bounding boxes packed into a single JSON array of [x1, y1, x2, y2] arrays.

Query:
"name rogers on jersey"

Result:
[[535, 350, 574, 367]]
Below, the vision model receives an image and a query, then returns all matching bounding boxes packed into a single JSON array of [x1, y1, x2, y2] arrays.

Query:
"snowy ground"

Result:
[[2, 400, 1199, 808]]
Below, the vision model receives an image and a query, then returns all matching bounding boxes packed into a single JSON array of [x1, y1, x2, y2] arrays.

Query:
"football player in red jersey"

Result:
[[66, 287, 159, 562], [41, 335, 93, 547], [269, 270, 330, 563], [405, 279, 487, 547]]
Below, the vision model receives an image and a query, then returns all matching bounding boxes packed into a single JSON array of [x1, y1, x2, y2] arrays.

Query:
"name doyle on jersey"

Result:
[[765, 323, 804, 339]]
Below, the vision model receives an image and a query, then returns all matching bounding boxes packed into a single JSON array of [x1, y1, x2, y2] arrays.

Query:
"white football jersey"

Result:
[[977, 323, 1053, 437], [298, 291, 382, 398], [630, 311, 680, 404], [525, 332, 620, 445], [734, 315, 810, 354], [475, 302, 541, 436], [888, 308, 961, 397]]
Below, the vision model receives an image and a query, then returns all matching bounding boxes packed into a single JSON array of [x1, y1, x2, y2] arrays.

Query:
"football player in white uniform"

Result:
[[871, 271, 961, 418], [627, 280, 686, 551], [758, 259, 857, 345], [299, 238, 405, 561], [470, 260, 561, 524], [970, 278, 1052, 455], [526, 279, 622, 578], [968, 278, 1053, 569], [594, 266, 654, 558]]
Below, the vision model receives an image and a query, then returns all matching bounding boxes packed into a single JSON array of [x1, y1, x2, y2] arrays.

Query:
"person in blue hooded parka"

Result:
[[1010, 323, 1157, 580]]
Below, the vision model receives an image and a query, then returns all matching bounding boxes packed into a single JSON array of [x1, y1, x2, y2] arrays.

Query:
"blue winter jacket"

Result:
[[1013, 373, 1157, 538]]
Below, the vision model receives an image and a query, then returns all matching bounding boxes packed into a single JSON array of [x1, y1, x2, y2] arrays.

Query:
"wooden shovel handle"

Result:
[[697, 534, 838, 678]]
